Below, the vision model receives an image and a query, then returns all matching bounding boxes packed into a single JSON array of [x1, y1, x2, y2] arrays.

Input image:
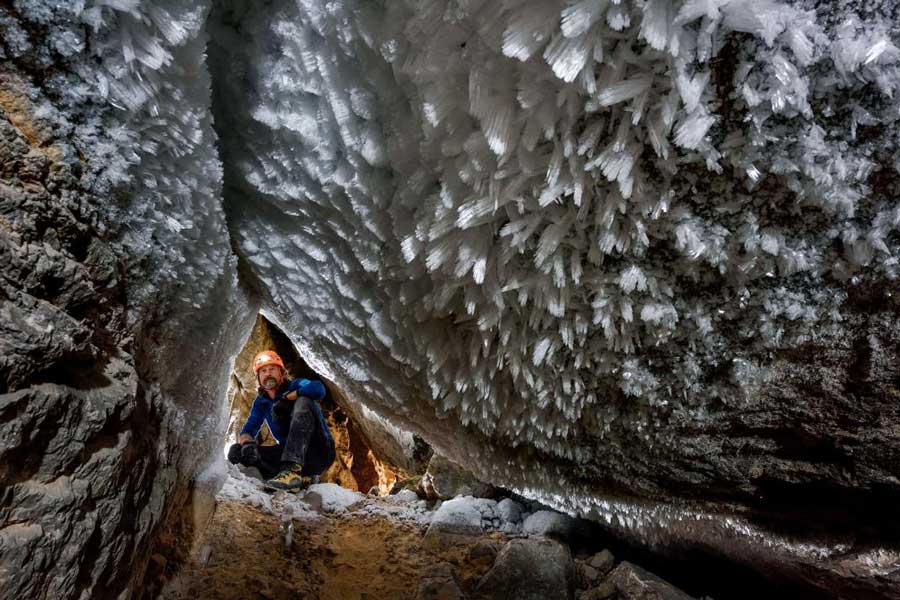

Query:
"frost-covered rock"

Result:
[[523, 510, 577, 542], [422, 495, 486, 549], [306, 483, 365, 514], [496, 498, 524, 524], [427, 496, 485, 535]]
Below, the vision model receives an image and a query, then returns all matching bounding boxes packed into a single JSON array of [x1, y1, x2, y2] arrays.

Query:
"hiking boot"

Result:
[[264, 464, 312, 492]]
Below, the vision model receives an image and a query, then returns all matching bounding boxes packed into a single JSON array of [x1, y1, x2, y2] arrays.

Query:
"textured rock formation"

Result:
[[473, 537, 575, 600], [421, 453, 495, 500], [0, 4, 252, 598], [1, 1, 899, 599]]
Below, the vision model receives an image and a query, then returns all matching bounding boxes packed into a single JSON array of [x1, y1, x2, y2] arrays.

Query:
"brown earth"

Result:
[[160, 500, 504, 600]]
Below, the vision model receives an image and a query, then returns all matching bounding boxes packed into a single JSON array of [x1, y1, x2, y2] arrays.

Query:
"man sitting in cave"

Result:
[[227, 350, 336, 491]]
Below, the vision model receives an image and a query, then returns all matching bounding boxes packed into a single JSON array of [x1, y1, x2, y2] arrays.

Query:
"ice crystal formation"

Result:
[[2, 0, 899, 597], [211, 0, 900, 455]]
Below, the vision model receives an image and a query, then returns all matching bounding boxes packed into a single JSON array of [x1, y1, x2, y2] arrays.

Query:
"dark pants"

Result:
[[233, 397, 335, 480]]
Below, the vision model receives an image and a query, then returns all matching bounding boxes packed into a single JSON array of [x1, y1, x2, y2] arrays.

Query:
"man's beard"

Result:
[[262, 376, 279, 390]]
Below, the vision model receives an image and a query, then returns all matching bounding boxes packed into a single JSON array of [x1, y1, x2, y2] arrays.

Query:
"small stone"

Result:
[[582, 582, 616, 600], [500, 522, 519, 535], [576, 562, 600, 588], [589, 549, 615, 574], [301, 490, 324, 513], [391, 489, 420, 504]]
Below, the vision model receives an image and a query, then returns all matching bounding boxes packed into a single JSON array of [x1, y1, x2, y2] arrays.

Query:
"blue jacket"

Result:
[[240, 378, 331, 445]]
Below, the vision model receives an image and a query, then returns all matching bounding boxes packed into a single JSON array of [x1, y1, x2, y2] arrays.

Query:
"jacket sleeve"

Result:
[[240, 397, 269, 438], [290, 378, 326, 400]]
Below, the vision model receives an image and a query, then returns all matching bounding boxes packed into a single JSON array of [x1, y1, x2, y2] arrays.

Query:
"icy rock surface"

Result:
[[1, 3, 252, 599], [207, 1, 900, 595], [306, 483, 366, 514], [522, 510, 577, 541]]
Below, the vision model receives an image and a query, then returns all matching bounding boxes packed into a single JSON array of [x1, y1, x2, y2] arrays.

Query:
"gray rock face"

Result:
[[416, 562, 466, 600], [607, 562, 696, 600], [422, 453, 495, 501], [0, 7, 251, 600], [474, 538, 575, 600], [522, 510, 577, 542]]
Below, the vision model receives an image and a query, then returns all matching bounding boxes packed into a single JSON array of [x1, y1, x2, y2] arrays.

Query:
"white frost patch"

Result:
[[216, 465, 274, 512], [306, 483, 365, 514]]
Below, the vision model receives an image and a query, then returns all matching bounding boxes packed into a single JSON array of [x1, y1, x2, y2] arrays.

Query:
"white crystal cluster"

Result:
[[209, 0, 900, 459]]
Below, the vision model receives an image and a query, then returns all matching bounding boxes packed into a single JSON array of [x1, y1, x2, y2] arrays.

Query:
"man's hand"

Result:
[[240, 441, 259, 465], [227, 443, 242, 464]]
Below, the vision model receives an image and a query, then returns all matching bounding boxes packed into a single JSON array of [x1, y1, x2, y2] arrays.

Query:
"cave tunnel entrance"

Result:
[[225, 313, 411, 495]]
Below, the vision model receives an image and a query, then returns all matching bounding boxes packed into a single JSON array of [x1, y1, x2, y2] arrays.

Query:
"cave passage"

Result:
[[224, 314, 409, 495]]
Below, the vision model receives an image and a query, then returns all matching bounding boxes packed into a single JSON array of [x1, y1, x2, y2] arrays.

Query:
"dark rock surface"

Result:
[[422, 453, 495, 501], [473, 537, 575, 600], [0, 9, 251, 599], [416, 562, 466, 600], [607, 562, 695, 600]]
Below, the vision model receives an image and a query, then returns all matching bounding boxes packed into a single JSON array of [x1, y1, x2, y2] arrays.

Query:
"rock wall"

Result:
[[1, 4, 253, 599]]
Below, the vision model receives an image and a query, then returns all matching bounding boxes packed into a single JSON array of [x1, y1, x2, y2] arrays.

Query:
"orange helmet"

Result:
[[252, 350, 285, 373]]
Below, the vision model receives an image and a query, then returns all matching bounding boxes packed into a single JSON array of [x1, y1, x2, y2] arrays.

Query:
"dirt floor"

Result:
[[160, 498, 504, 600]]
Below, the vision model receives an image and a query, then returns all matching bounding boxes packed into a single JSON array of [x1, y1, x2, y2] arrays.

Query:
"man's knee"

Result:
[[290, 396, 316, 425]]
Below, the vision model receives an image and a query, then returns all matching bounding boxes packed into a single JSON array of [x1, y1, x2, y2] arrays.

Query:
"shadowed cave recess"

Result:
[[1, 0, 899, 599]]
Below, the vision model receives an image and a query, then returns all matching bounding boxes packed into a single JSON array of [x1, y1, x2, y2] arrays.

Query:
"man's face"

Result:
[[258, 364, 283, 390]]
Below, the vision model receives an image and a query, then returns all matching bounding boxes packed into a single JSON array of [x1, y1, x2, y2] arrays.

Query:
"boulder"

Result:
[[608, 562, 696, 600], [473, 538, 574, 600], [422, 454, 496, 500], [496, 498, 523, 523], [422, 496, 484, 550], [589, 549, 615, 575], [522, 510, 577, 542]]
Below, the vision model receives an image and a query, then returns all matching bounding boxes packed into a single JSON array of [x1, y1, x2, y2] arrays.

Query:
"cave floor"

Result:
[[159, 493, 502, 600]]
